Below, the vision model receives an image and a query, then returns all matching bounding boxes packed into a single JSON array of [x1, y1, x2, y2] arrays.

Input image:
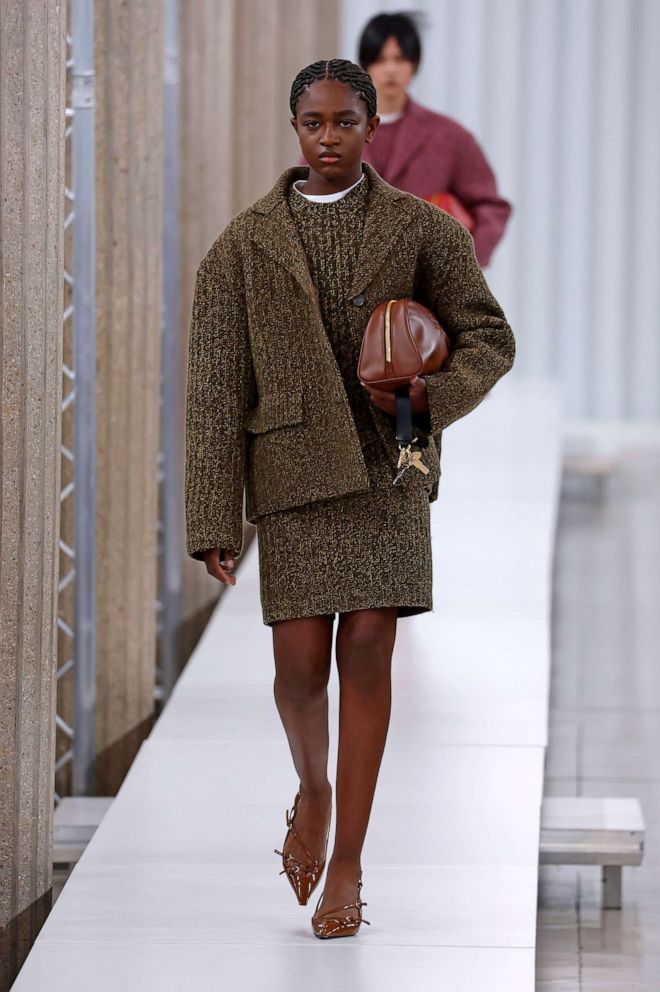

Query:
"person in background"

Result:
[[358, 11, 512, 268]]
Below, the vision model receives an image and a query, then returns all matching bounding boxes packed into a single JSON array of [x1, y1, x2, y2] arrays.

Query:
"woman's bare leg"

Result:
[[272, 613, 335, 864], [315, 606, 398, 914]]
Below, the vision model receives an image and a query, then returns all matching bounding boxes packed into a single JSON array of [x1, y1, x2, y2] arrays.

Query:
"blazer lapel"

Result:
[[379, 98, 429, 187], [347, 164, 415, 298], [248, 167, 316, 297]]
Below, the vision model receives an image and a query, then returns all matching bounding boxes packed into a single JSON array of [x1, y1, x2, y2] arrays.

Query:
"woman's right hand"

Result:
[[202, 547, 237, 586]]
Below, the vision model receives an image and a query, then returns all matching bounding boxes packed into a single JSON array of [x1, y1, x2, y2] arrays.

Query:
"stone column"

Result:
[[0, 2, 66, 987], [178, 0, 339, 659], [93, 0, 164, 793]]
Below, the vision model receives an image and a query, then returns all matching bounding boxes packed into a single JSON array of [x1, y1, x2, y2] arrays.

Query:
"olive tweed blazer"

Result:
[[185, 162, 515, 561]]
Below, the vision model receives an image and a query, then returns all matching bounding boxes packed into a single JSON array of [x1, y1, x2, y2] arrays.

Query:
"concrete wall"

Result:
[[0, 2, 66, 987]]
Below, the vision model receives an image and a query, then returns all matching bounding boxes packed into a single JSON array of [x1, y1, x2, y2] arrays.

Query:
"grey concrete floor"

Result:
[[537, 443, 660, 991]]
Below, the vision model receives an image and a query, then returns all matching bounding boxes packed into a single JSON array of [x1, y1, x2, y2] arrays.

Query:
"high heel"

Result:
[[311, 871, 371, 939], [274, 790, 330, 906]]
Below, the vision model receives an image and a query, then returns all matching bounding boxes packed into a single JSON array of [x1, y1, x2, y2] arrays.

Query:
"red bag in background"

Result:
[[427, 192, 475, 233]]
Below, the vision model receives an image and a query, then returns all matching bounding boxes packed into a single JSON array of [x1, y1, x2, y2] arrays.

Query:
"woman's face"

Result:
[[291, 79, 379, 181], [366, 36, 416, 102]]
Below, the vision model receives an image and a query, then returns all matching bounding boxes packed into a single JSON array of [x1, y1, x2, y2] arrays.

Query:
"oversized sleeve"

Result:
[[184, 232, 255, 561], [450, 129, 512, 268], [413, 210, 516, 436]]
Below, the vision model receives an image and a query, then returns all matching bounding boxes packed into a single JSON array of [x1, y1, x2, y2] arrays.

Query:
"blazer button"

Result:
[[351, 293, 366, 307]]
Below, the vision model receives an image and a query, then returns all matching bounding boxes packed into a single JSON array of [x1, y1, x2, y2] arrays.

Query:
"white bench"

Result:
[[539, 797, 645, 908]]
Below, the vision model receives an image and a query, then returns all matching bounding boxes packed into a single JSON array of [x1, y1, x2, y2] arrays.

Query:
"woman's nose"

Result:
[[320, 125, 339, 145]]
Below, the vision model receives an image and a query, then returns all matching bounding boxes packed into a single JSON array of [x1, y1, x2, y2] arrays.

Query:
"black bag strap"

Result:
[[395, 387, 413, 447], [395, 386, 429, 450]]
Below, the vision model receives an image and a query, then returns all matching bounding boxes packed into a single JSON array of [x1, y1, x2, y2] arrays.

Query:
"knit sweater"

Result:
[[287, 176, 378, 447], [285, 176, 406, 493]]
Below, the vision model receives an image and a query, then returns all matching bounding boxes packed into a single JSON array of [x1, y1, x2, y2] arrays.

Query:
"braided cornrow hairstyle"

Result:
[[289, 59, 377, 118]]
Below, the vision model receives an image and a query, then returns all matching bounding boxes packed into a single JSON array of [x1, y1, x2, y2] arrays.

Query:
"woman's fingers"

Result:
[[362, 383, 396, 415], [203, 547, 237, 586]]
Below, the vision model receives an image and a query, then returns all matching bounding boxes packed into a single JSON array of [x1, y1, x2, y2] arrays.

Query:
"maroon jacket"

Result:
[[362, 98, 512, 267]]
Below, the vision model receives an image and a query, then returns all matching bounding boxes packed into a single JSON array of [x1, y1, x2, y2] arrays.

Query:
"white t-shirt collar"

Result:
[[293, 172, 365, 203]]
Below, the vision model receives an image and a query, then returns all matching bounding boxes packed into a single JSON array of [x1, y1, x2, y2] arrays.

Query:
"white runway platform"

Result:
[[15, 376, 562, 991]]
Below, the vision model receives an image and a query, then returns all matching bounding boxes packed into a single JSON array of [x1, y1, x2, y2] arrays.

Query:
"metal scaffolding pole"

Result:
[[71, 0, 97, 794], [157, 0, 183, 702]]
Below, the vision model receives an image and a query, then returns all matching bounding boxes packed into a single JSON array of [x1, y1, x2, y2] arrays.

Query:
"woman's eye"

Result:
[[304, 122, 320, 128], [340, 121, 356, 127]]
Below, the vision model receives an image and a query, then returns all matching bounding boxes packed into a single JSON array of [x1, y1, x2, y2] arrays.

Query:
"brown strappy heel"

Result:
[[274, 790, 331, 906], [311, 871, 371, 939]]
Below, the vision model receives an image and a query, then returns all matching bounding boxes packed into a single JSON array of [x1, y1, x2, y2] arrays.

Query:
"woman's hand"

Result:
[[362, 375, 429, 417], [203, 547, 237, 586]]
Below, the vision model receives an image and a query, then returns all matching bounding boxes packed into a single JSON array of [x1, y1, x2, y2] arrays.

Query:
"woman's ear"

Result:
[[290, 116, 298, 133], [365, 115, 380, 143]]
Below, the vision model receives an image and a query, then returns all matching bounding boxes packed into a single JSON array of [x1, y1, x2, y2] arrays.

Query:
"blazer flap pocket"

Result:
[[243, 392, 304, 434]]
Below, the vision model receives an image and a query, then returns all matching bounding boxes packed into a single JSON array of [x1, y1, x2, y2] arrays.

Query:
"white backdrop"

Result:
[[340, 0, 660, 421]]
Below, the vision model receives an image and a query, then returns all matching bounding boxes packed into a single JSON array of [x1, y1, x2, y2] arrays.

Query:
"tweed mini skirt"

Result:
[[256, 479, 433, 626]]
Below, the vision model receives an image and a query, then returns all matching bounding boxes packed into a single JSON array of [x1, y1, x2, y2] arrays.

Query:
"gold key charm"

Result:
[[409, 450, 430, 475], [393, 448, 410, 484], [393, 440, 430, 485]]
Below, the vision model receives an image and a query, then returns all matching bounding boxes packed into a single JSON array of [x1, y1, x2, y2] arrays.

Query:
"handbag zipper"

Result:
[[385, 299, 396, 365]]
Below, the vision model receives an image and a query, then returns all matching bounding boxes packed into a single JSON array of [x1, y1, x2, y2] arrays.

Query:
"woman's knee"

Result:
[[335, 608, 397, 686], [272, 614, 333, 703]]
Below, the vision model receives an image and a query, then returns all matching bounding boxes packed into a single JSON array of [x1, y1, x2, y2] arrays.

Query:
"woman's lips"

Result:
[[319, 154, 340, 162]]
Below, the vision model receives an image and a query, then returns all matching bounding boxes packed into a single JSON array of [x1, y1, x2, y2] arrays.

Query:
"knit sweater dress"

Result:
[[256, 173, 433, 626]]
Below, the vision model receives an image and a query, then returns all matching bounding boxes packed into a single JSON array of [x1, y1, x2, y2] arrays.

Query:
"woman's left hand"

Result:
[[362, 375, 429, 418]]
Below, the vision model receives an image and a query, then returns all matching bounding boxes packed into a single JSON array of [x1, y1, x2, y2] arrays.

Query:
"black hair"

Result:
[[289, 59, 377, 119], [358, 11, 423, 70]]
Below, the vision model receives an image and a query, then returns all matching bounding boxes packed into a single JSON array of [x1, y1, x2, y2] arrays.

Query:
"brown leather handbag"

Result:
[[358, 298, 450, 388], [358, 298, 451, 483]]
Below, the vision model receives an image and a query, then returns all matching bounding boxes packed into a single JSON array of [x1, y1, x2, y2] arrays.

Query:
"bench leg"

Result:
[[602, 865, 622, 909]]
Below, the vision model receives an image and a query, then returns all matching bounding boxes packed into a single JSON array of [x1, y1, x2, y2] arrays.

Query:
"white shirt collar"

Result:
[[293, 172, 365, 203]]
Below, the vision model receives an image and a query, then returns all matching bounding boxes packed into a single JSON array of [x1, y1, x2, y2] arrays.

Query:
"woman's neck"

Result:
[[293, 173, 364, 203], [302, 164, 364, 196]]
